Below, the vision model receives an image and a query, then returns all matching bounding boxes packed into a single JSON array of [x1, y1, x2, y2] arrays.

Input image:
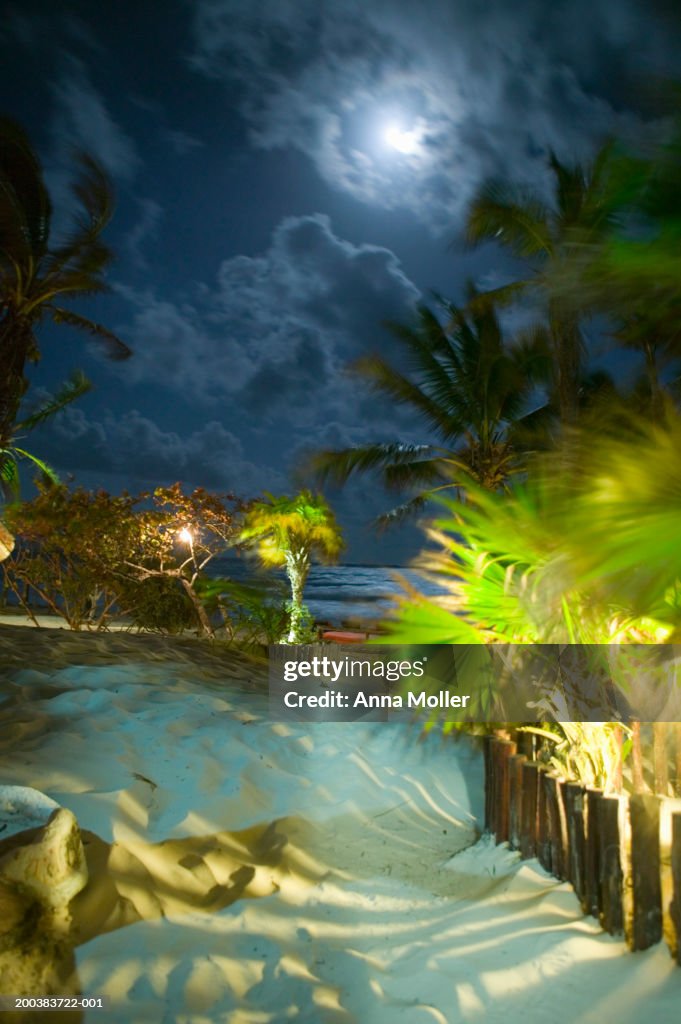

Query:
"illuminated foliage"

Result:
[[240, 491, 344, 642], [2, 483, 240, 634], [388, 410, 681, 646]]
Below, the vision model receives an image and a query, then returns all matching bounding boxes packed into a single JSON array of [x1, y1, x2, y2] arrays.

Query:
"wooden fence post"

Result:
[[520, 761, 540, 860], [537, 769, 552, 873], [564, 781, 586, 904], [597, 794, 624, 936], [517, 730, 535, 760], [584, 789, 602, 918], [629, 793, 663, 951], [671, 813, 681, 965], [509, 754, 526, 851], [492, 738, 516, 843], [544, 775, 565, 879], [556, 778, 570, 882]]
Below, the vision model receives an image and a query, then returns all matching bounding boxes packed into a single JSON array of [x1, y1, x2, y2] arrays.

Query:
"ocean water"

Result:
[[2, 554, 449, 629], [210, 558, 449, 627]]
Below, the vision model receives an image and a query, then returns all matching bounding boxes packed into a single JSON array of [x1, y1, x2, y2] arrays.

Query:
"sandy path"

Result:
[[1, 626, 681, 1022]]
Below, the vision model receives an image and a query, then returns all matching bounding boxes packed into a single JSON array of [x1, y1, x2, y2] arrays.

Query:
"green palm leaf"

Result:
[[50, 308, 131, 359], [16, 370, 92, 431]]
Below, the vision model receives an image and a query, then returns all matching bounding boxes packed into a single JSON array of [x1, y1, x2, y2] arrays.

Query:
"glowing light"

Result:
[[384, 121, 423, 155], [178, 527, 193, 545]]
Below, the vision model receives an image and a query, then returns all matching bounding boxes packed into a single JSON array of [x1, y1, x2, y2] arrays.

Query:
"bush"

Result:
[[2, 482, 241, 634], [122, 576, 197, 634]]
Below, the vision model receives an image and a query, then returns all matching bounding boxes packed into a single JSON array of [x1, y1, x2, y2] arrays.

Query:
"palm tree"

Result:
[[309, 291, 551, 525], [576, 117, 681, 417], [240, 491, 344, 642], [0, 117, 130, 450], [465, 144, 617, 425]]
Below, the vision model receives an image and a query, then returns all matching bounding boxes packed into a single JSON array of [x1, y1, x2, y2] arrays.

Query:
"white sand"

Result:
[[1, 644, 681, 1023]]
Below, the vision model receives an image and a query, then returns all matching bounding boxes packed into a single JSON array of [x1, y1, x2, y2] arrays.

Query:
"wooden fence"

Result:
[[484, 726, 681, 962]]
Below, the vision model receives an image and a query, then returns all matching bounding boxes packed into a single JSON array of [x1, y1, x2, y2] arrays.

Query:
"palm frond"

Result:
[[353, 353, 466, 440], [16, 370, 92, 431], [0, 117, 51, 259], [50, 307, 131, 359], [0, 450, 20, 501], [465, 179, 553, 257], [11, 447, 61, 486], [240, 491, 344, 565], [373, 495, 431, 530], [309, 443, 440, 487], [44, 153, 115, 276]]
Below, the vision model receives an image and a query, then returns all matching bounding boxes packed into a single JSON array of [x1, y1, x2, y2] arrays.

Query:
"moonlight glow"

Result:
[[384, 121, 423, 155]]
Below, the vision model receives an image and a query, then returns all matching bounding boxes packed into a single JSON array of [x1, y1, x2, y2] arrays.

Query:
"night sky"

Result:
[[4, 1, 681, 563]]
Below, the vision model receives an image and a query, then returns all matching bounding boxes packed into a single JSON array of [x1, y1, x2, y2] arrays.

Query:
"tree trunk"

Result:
[[0, 315, 32, 447], [550, 305, 582, 428], [179, 577, 214, 638], [285, 549, 310, 643]]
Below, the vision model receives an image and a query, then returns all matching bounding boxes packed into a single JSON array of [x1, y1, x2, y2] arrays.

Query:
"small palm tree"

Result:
[[240, 492, 344, 642], [0, 118, 130, 450], [309, 291, 551, 525]]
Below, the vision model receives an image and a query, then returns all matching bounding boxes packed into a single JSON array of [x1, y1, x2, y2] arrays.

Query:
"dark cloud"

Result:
[[117, 213, 420, 418], [188, 0, 679, 230], [31, 406, 281, 496]]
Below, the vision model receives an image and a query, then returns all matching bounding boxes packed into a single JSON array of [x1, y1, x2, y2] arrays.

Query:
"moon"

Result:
[[384, 121, 423, 156]]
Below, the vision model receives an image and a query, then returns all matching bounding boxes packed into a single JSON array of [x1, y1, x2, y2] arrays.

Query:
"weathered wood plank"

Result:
[[520, 761, 540, 860], [597, 793, 624, 936], [508, 754, 527, 851], [565, 781, 586, 903], [537, 769, 552, 873], [629, 793, 663, 951], [584, 788, 602, 918]]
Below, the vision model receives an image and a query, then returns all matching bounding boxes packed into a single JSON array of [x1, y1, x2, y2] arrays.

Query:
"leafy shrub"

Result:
[[2, 482, 241, 634], [197, 577, 291, 647], [122, 576, 196, 634]]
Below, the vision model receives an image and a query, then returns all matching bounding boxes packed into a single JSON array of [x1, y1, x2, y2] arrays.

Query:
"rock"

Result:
[[0, 791, 86, 1004], [0, 786, 61, 840], [0, 520, 14, 561], [0, 807, 88, 910]]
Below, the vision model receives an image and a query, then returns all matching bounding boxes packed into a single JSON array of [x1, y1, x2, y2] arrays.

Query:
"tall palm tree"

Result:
[[0, 117, 130, 450], [309, 291, 551, 525], [576, 116, 681, 417], [465, 144, 617, 425], [240, 491, 344, 642]]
